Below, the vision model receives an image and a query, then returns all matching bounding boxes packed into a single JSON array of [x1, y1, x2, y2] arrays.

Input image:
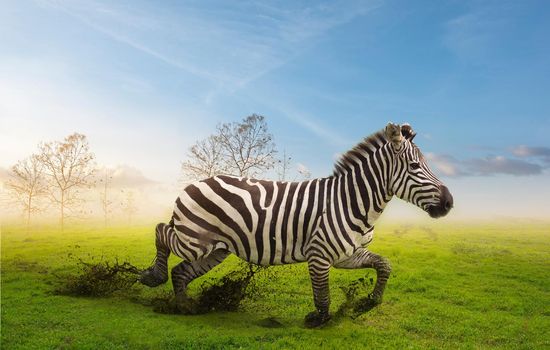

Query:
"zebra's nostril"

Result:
[[444, 201, 451, 211]]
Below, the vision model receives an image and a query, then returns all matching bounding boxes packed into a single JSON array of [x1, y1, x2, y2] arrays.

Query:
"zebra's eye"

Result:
[[410, 162, 421, 170]]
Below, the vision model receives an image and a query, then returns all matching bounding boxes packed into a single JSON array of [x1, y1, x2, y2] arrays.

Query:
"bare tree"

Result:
[[181, 114, 277, 181], [181, 135, 226, 182], [121, 189, 137, 225], [38, 133, 96, 232], [5, 155, 48, 231], [216, 114, 277, 177], [277, 149, 292, 181], [98, 167, 114, 227]]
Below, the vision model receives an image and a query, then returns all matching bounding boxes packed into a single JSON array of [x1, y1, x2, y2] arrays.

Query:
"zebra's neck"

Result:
[[329, 148, 394, 233]]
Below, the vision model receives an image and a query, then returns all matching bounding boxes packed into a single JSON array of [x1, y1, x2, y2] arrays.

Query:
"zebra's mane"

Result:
[[333, 129, 388, 176]]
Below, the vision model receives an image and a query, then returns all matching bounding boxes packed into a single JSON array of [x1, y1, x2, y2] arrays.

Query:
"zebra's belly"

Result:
[[237, 234, 308, 266], [244, 254, 307, 267]]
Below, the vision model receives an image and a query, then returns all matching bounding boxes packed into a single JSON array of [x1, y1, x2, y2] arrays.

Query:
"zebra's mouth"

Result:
[[426, 185, 453, 218], [427, 205, 450, 218]]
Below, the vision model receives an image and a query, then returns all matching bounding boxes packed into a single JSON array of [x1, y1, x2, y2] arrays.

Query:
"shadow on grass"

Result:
[[333, 274, 379, 321]]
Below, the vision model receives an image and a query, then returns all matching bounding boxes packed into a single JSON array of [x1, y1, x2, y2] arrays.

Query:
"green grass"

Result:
[[1, 222, 549, 349]]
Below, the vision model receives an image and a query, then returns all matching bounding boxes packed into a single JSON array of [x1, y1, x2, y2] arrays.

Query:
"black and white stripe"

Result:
[[140, 122, 453, 326]]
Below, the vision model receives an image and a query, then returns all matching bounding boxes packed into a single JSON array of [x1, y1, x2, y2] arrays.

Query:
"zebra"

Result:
[[140, 122, 453, 327]]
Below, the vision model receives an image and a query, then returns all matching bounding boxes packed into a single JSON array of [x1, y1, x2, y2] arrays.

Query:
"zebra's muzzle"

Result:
[[427, 185, 453, 218]]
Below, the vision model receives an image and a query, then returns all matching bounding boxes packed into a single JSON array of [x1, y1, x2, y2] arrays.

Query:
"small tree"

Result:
[[121, 189, 137, 225], [38, 133, 96, 232], [181, 114, 277, 182], [181, 135, 226, 181], [217, 114, 277, 177], [276, 149, 292, 181], [98, 168, 114, 227], [5, 155, 48, 231]]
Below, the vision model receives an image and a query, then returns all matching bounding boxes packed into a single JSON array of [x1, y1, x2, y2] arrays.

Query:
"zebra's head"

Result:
[[385, 123, 453, 218]]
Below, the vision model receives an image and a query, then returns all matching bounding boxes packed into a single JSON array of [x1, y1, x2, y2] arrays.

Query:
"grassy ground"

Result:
[[1, 221, 549, 349]]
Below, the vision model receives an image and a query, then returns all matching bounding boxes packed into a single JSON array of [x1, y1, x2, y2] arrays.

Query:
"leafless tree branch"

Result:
[[37, 133, 96, 232], [5, 154, 48, 231]]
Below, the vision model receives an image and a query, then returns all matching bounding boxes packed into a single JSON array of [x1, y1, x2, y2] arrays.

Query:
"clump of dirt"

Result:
[[195, 265, 256, 312], [54, 256, 270, 315], [336, 274, 377, 318], [54, 258, 142, 297], [149, 262, 266, 315]]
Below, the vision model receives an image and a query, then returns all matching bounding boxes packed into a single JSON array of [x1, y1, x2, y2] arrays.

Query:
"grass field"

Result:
[[1, 221, 549, 349]]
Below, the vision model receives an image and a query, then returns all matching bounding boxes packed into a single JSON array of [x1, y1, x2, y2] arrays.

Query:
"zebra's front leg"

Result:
[[305, 258, 332, 328], [334, 248, 392, 304]]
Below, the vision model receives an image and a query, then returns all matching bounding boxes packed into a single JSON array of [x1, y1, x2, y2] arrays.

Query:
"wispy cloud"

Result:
[[18, 0, 378, 155], [426, 150, 546, 177], [443, 4, 511, 63], [38, 0, 218, 81], [284, 111, 349, 147], [511, 145, 550, 164], [39, 0, 380, 89], [465, 156, 542, 176], [258, 97, 349, 146], [425, 153, 468, 177]]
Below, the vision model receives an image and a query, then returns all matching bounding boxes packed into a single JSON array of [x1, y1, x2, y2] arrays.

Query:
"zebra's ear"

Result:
[[401, 123, 417, 142], [385, 122, 403, 150]]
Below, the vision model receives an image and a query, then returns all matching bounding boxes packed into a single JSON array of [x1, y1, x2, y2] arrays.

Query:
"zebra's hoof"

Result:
[[304, 311, 331, 328], [139, 268, 168, 287]]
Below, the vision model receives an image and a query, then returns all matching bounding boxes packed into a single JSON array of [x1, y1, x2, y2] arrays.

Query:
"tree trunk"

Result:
[[60, 191, 64, 233], [104, 183, 108, 228], [27, 196, 31, 233]]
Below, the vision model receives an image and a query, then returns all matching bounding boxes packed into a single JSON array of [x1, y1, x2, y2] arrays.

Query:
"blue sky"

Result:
[[1, 0, 549, 220]]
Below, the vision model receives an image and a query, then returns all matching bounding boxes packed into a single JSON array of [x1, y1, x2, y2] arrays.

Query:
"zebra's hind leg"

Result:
[[304, 257, 332, 328], [140, 223, 172, 287], [171, 249, 229, 314], [334, 248, 392, 306]]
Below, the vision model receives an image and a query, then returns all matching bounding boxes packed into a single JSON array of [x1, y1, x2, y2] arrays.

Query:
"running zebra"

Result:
[[140, 122, 453, 327]]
